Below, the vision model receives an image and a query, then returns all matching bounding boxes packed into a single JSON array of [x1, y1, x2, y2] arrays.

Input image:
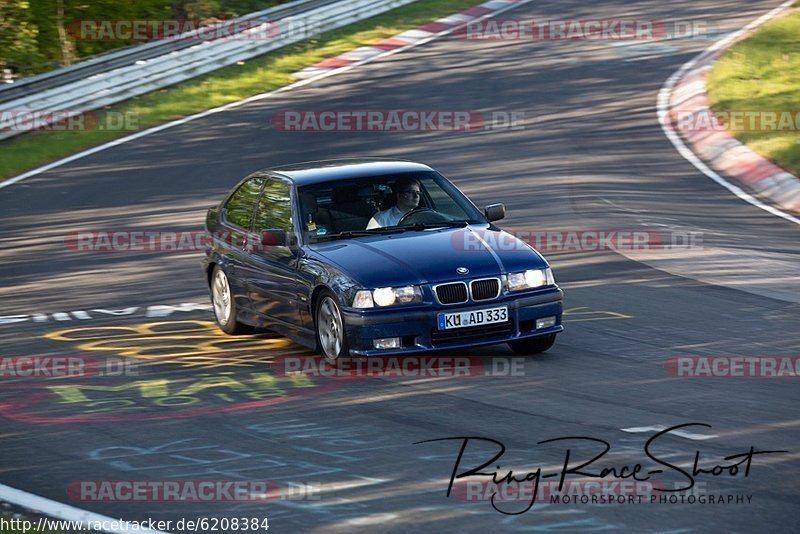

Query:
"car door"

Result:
[[241, 176, 304, 328], [217, 173, 267, 313]]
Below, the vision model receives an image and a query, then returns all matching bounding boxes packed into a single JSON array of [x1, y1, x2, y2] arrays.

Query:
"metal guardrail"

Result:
[[0, 0, 416, 140]]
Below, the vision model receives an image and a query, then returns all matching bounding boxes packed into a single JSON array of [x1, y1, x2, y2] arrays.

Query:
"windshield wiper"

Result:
[[405, 220, 470, 230], [324, 227, 408, 240]]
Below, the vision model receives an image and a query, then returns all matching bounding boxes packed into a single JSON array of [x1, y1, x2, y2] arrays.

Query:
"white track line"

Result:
[[0, 485, 170, 533], [656, 0, 800, 226], [0, 1, 537, 530], [621, 425, 718, 441], [0, 0, 536, 192]]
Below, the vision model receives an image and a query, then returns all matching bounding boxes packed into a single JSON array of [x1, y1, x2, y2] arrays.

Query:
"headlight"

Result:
[[352, 286, 423, 308], [508, 268, 554, 291], [373, 287, 396, 306]]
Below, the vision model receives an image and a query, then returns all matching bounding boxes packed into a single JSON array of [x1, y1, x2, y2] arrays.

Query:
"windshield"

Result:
[[298, 171, 485, 242]]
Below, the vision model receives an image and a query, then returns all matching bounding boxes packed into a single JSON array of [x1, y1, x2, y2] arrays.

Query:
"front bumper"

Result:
[[342, 288, 563, 357]]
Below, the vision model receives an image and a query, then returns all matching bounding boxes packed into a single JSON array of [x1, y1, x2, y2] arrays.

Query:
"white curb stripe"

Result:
[[437, 13, 475, 25], [338, 46, 386, 61], [292, 66, 335, 79], [395, 28, 436, 41]]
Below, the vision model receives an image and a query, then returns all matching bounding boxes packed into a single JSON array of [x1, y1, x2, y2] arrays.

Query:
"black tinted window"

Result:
[[253, 179, 293, 233], [225, 175, 265, 229]]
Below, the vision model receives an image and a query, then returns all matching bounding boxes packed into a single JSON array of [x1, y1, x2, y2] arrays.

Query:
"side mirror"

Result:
[[484, 203, 506, 222]]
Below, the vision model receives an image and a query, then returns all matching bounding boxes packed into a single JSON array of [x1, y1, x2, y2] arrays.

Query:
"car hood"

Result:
[[308, 226, 548, 288]]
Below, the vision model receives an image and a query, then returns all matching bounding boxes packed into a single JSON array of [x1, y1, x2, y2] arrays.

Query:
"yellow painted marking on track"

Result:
[[43, 320, 217, 341], [43, 320, 291, 368], [564, 306, 633, 322]]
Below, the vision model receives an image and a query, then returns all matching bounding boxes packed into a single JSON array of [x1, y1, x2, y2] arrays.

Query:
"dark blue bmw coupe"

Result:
[[203, 159, 563, 362]]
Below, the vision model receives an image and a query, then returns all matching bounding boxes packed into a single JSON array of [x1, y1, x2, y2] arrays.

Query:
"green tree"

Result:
[[2, 0, 289, 78], [0, 0, 42, 76], [55, 0, 74, 65]]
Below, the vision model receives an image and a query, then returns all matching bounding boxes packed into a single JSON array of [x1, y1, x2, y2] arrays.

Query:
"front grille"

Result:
[[431, 323, 513, 347], [435, 282, 468, 304], [470, 278, 500, 301]]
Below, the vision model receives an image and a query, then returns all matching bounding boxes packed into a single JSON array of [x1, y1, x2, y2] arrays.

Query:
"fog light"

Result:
[[373, 337, 401, 350], [536, 316, 556, 329]]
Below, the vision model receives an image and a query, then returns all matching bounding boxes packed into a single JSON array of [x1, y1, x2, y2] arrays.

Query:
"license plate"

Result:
[[437, 306, 508, 330]]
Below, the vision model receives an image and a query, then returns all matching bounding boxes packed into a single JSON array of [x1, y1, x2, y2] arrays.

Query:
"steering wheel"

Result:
[[398, 207, 449, 226]]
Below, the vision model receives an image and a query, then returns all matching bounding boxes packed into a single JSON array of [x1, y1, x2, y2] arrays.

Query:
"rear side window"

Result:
[[224, 175, 265, 229], [253, 179, 293, 232]]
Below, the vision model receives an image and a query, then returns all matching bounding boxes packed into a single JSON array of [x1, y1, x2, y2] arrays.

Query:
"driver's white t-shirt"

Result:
[[366, 206, 404, 229]]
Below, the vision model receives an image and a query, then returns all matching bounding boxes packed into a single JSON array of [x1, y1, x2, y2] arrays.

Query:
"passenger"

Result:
[[366, 178, 421, 229]]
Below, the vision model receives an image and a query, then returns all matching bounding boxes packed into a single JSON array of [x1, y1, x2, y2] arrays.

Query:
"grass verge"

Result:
[[0, 0, 482, 182], [706, 8, 800, 176]]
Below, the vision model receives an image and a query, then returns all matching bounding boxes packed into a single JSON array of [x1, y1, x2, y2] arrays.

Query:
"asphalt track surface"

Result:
[[1, 0, 799, 532]]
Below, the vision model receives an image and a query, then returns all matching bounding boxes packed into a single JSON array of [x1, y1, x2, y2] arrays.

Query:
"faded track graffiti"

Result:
[[0, 321, 334, 423]]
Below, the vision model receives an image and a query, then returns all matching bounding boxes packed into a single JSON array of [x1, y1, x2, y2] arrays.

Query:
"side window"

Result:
[[253, 179, 293, 233], [422, 176, 469, 219], [224, 175, 265, 229]]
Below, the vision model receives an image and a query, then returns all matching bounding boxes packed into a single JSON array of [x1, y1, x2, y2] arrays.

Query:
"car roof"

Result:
[[265, 158, 435, 186]]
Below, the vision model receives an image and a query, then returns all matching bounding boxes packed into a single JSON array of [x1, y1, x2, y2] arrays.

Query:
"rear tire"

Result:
[[508, 334, 556, 355], [211, 265, 249, 335], [315, 290, 350, 365]]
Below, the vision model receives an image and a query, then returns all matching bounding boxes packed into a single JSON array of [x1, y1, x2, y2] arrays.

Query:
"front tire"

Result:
[[508, 334, 556, 355], [211, 265, 249, 335], [315, 291, 349, 364]]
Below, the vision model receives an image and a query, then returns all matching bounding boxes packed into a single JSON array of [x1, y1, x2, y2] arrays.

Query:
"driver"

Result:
[[366, 178, 421, 229]]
